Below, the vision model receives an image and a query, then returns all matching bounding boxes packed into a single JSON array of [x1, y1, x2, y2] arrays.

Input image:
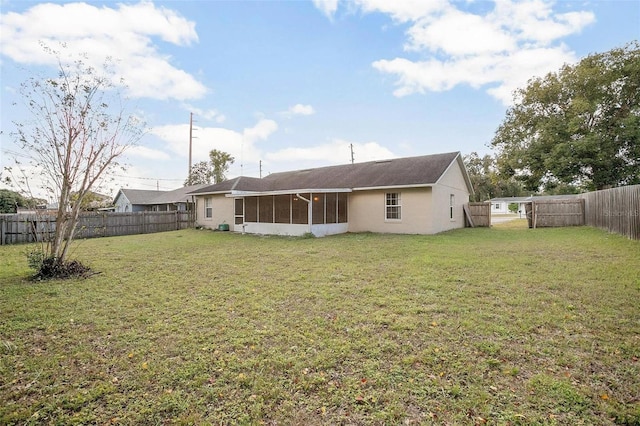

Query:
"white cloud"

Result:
[[323, 0, 595, 105], [182, 104, 227, 123], [0, 1, 206, 101], [150, 118, 279, 170], [405, 8, 516, 55], [243, 119, 279, 144], [265, 139, 395, 167], [126, 145, 172, 161], [352, 0, 447, 23], [283, 104, 316, 117], [312, 0, 340, 18]]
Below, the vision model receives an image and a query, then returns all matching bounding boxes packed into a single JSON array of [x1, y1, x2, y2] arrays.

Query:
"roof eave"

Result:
[[225, 188, 353, 197], [352, 183, 434, 191]]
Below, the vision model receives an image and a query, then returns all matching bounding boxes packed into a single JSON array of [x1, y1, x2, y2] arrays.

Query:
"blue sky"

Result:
[[1, 0, 638, 198]]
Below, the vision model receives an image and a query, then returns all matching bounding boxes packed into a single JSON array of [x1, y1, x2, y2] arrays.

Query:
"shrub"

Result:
[[26, 249, 92, 280]]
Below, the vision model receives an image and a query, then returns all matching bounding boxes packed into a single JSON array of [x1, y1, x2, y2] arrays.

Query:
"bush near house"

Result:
[[1, 223, 638, 424]]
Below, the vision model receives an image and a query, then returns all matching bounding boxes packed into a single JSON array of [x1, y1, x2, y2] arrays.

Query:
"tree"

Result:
[[183, 150, 234, 186], [492, 42, 640, 192], [6, 48, 143, 276], [464, 152, 524, 201], [0, 189, 27, 213], [184, 161, 214, 186], [209, 149, 234, 184]]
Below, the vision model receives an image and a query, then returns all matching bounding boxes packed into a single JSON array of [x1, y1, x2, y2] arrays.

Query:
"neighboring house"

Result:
[[113, 185, 207, 213], [489, 194, 581, 215], [189, 151, 473, 237]]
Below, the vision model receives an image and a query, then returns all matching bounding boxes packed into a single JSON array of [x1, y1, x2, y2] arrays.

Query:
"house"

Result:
[[188, 151, 473, 237], [489, 194, 581, 216], [114, 185, 207, 213]]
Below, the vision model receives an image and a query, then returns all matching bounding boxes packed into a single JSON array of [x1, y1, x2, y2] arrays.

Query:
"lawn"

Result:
[[1, 222, 639, 425]]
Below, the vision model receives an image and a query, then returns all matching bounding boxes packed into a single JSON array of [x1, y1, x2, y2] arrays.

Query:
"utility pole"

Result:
[[188, 112, 193, 184], [259, 160, 263, 178], [350, 143, 355, 164]]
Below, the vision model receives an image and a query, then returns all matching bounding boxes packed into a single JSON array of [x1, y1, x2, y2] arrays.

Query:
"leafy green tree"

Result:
[[0, 189, 26, 213], [184, 161, 214, 186], [209, 149, 234, 184], [492, 42, 640, 191], [464, 152, 524, 201]]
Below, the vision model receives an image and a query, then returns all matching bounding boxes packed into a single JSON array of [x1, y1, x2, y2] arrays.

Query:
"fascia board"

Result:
[[352, 184, 434, 191], [225, 188, 352, 197]]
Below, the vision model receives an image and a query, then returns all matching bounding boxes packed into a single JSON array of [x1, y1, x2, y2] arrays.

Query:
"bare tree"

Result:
[[6, 47, 143, 275]]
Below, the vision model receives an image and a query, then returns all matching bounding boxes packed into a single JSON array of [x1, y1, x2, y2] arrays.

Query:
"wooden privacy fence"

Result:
[[464, 202, 491, 227], [580, 185, 640, 240], [0, 211, 195, 245], [525, 199, 585, 228]]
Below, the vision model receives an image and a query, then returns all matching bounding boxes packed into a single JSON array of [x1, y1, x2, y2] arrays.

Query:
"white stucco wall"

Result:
[[195, 194, 234, 229], [430, 160, 471, 233], [348, 188, 433, 234]]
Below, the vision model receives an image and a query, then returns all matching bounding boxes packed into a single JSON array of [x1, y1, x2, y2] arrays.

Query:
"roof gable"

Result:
[[118, 189, 167, 204]]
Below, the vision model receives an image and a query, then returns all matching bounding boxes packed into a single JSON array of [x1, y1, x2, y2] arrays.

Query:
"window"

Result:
[[450, 194, 455, 220], [386, 193, 401, 220], [205, 197, 212, 219], [494, 203, 500, 210]]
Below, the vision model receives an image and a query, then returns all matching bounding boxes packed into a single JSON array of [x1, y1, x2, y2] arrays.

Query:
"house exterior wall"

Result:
[[114, 194, 147, 212], [491, 201, 527, 215], [114, 194, 129, 212], [430, 161, 471, 233], [348, 188, 433, 234], [195, 194, 234, 229], [192, 157, 471, 236]]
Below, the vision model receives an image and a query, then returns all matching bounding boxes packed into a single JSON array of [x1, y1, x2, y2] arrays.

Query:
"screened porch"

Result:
[[231, 191, 349, 237]]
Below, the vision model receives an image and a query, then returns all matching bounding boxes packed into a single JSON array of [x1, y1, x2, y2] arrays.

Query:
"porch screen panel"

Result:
[[235, 198, 244, 224], [244, 197, 257, 222], [312, 193, 325, 224], [258, 196, 273, 223], [325, 193, 337, 223], [292, 193, 309, 224], [338, 193, 348, 223], [274, 195, 290, 223]]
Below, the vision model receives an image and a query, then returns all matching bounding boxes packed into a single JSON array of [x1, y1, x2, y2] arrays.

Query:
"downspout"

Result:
[[296, 193, 312, 235]]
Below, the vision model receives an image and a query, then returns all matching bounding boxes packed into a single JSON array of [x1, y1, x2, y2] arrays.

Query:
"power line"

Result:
[[112, 174, 183, 181]]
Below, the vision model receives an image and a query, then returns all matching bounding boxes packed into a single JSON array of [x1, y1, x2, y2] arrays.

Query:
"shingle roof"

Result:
[[117, 184, 209, 205], [118, 189, 166, 204], [149, 184, 209, 204], [190, 152, 468, 195]]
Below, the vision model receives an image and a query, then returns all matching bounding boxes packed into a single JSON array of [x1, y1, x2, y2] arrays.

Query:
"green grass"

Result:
[[1, 221, 639, 425]]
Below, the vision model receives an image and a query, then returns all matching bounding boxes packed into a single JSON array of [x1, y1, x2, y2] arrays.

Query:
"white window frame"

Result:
[[449, 194, 455, 221], [205, 197, 213, 219], [385, 192, 401, 221]]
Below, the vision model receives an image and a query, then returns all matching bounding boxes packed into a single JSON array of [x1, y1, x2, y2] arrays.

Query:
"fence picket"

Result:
[[0, 211, 195, 245]]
